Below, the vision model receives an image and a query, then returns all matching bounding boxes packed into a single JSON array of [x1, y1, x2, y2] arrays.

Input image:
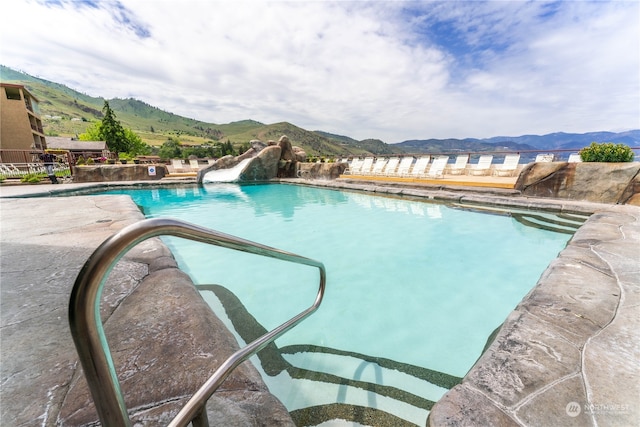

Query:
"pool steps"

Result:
[[200, 283, 463, 426], [450, 203, 589, 234]]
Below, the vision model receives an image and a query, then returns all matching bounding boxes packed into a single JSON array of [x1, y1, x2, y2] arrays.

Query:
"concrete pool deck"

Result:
[[1, 178, 638, 426]]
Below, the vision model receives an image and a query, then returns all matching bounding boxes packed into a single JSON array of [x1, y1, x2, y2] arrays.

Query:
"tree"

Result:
[[158, 137, 183, 160], [99, 101, 128, 153], [125, 128, 150, 156], [79, 101, 151, 156], [78, 122, 101, 141]]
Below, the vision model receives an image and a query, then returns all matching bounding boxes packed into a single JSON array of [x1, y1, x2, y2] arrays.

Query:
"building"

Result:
[[0, 83, 47, 151], [46, 137, 109, 161]]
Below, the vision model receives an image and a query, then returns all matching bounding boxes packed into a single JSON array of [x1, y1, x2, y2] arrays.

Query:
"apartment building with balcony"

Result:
[[0, 83, 47, 151]]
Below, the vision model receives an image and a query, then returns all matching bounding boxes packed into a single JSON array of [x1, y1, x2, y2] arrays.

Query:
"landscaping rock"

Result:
[[515, 162, 640, 204], [73, 164, 167, 182]]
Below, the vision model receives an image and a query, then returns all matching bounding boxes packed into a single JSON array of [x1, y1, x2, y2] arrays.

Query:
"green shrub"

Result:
[[579, 142, 634, 162], [20, 173, 42, 183]]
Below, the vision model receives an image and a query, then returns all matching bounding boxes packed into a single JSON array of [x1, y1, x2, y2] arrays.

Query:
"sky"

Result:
[[1, 0, 638, 143]]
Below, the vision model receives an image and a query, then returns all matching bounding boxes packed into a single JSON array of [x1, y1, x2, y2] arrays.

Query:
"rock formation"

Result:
[[515, 162, 640, 205], [198, 135, 305, 183]]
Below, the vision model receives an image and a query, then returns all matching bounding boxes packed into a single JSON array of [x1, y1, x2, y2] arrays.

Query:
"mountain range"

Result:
[[2, 65, 638, 155]]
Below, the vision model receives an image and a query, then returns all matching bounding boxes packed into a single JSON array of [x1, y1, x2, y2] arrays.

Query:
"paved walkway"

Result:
[[1, 179, 638, 426]]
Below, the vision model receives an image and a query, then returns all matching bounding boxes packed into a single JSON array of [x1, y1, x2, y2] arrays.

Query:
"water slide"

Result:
[[201, 158, 253, 183]]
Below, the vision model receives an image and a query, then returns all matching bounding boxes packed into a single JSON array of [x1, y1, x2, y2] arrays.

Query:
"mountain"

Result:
[[480, 131, 640, 150], [2, 65, 637, 155], [395, 131, 640, 153], [395, 138, 537, 153], [0, 65, 375, 156]]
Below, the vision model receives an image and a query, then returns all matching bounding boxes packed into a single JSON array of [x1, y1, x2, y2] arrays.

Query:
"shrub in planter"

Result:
[[86, 157, 95, 165], [21, 173, 42, 184], [579, 142, 634, 162]]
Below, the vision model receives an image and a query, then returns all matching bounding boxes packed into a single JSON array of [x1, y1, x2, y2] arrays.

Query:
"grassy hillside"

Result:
[[0, 65, 376, 156]]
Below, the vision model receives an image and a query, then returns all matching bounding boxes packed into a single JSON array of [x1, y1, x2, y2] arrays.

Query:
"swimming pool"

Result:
[[101, 183, 582, 426]]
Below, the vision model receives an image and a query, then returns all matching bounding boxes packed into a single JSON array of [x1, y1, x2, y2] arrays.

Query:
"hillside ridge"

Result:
[[2, 65, 638, 154]]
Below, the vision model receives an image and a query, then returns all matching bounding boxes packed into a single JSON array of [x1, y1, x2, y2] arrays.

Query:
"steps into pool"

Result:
[[450, 203, 589, 234], [198, 284, 462, 426]]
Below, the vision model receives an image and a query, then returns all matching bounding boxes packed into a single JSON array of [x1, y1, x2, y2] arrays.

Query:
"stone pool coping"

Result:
[[1, 179, 638, 426], [288, 179, 640, 426]]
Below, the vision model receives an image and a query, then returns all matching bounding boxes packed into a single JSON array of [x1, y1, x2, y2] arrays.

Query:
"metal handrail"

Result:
[[68, 218, 326, 427]]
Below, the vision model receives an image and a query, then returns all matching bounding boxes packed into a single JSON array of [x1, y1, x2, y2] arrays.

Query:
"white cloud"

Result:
[[1, 0, 638, 142]]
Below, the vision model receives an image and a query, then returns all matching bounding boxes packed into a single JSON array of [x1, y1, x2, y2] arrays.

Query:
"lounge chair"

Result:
[[357, 157, 375, 175], [407, 156, 431, 178], [535, 153, 555, 162], [383, 157, 400, 176], [493, 154, 520, 176], [189, 159, 200, 170], [171, 159, 186, 173], [394, 157, 415, 177], [345, 158, 363, 175], [427, 156, 449, 179], [448, 155, 469, 175], [469, 155, 493, 176], [568, 153, 582, 163], [370, 158, 388, 175]]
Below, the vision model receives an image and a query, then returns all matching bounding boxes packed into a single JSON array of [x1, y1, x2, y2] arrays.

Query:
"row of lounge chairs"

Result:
[[167, 159, 214, 174], [341, 152, 582, 179], [343, 154, 521, 178]]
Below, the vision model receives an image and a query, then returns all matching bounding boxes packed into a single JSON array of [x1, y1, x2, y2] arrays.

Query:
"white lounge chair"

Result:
[[394, 157, 415, 177], [469, 155, 493, 176], [370, 158, 388, 175], [568, 153, 582, 163], [407, 156, 431, 178], [189, 159, 200, 170], [345, 158, 363, 175], [427, 156, 449, 179], [383, 157, 400, 176], [535, 153, 555, 162], [171, 159, 186, 173], [448, 155, 469, 175], [493, 154, 520, 176], [358, 157, 375, 175]]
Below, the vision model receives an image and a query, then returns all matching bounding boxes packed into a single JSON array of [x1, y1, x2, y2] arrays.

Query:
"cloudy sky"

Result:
[[1, 0, 638, 142]]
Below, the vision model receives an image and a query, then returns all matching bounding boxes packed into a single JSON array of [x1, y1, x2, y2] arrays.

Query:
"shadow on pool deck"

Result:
[[1, 178, 638, 426]]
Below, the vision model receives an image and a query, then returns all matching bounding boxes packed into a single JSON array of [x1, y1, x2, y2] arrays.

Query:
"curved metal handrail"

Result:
[[69, 217, 326, 426]]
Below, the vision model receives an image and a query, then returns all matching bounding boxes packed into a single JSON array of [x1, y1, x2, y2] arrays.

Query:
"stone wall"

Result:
[[515, 162, 640, 205], [73, 164, 167, 182], [296, 162, 348, 180]]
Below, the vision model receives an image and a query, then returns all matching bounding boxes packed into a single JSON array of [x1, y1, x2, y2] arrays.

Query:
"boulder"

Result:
[[278, 136, 295, 161], [292, 146, 307, 163], [250, 139, 267, 152], [277, 135, 297, 177], [239, 145, 281, 181], [213, 155, 239, 170], [515, 162, 640, 205]]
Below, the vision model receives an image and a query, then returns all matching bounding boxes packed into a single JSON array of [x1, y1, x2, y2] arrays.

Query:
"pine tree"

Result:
[[99, 101, 129, 153]]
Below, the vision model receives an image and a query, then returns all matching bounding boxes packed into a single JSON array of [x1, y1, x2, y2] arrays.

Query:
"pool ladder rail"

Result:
[[68, 218, 327, 427]]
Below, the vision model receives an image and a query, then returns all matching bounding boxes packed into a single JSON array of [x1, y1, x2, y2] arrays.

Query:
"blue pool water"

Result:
[[100, 183, 578, 426]]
